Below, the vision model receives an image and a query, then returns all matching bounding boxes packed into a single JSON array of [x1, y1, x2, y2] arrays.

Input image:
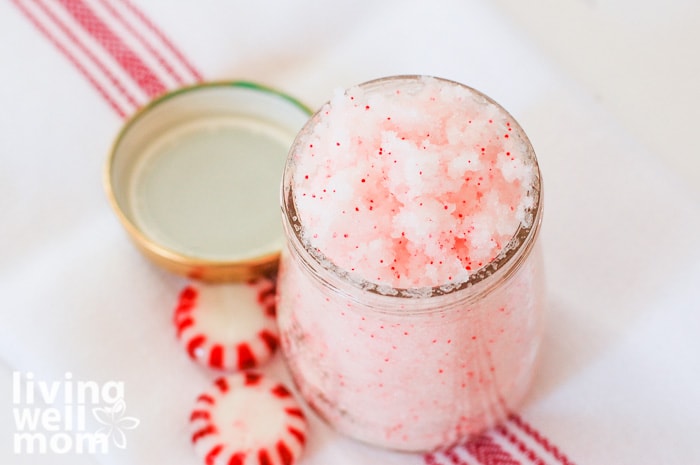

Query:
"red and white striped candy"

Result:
[[190, 372, 307, 465], [174, 279, 279, 371]]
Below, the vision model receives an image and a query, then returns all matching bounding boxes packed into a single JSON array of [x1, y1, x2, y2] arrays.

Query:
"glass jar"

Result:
[[277, 75, 544, 452]]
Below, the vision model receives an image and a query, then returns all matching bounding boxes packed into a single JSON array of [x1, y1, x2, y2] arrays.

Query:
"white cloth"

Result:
[[1, 1, 699, 464]]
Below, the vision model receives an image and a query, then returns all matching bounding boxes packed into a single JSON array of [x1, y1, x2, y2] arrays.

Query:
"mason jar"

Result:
[[277, 75, 544, 452]]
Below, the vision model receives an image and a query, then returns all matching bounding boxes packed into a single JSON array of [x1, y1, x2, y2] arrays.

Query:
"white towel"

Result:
[[1, 1, 699, 464]]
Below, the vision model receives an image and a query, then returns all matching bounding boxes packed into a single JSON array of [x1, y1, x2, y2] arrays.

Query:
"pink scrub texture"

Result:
[[278, 76, 544, 451]]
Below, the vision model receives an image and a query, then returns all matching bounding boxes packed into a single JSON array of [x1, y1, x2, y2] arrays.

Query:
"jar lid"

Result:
[[105, 81, 312, 282]]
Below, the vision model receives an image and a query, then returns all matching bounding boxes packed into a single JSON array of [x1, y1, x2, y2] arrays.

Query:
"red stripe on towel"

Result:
[[11, 0, 129, 117], [13, 0, 203, 118], [508, 414, 576, 465], [425, 414, 577, 465], [118, 0, 203, 82], [96, 0, 186, 85], [58, 0, 167, 98]]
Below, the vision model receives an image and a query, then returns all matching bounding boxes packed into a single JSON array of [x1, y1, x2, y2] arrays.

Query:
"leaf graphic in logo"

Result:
[[92, 397, 140, 449]]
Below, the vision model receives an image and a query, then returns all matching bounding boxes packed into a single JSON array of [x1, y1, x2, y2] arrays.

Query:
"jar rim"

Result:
[[281, 75, 543, 301]]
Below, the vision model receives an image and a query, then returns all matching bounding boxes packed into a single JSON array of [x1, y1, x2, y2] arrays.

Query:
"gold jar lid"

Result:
[[105, 81, 311, 282]]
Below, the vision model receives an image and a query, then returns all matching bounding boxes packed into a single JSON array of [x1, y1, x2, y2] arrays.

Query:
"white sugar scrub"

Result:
[[291, 75, 535, 290], [277, 76, 544, 451]]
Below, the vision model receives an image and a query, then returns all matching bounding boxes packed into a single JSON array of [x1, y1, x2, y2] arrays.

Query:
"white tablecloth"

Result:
[[1, 1, 699, 464]]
